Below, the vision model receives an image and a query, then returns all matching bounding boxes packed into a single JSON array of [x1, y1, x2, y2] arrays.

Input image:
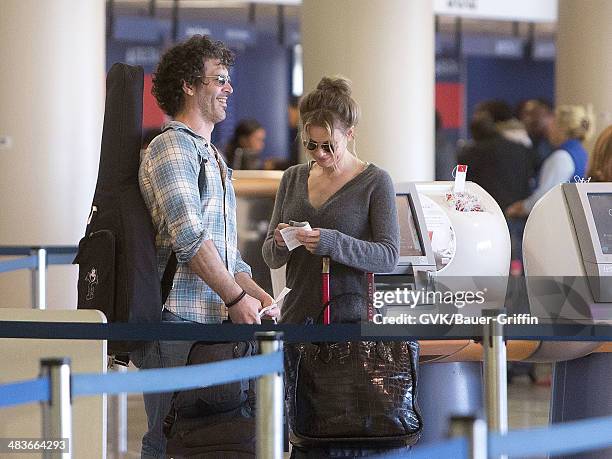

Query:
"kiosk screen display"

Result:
[[396, 195, 424, 257], [587, 193, 612, 254]]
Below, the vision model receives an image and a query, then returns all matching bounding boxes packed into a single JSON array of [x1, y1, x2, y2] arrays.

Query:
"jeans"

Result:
[[130, 309, 194, 459]]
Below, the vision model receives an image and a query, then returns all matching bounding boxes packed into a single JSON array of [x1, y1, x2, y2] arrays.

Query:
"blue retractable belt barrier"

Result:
[[73, 352, 283, 397], [0, 377, 50, 408], [489, 415, 612, 457], [0, 256, 38, 273], [0, 252, 77, 273], [2, 359, 612, 458], [0, 352, 283, 408], [1, 321, 612, 342], [48, 253, 77, 265], [0, 246, 77, 256]]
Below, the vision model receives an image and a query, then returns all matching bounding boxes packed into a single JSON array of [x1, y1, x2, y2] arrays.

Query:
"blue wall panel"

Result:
[[466, 56, 555, 125], [226, 33, 289, 161]]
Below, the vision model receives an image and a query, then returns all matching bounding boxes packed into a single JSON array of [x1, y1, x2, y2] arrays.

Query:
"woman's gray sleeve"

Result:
[[262, 173, 291, 269]]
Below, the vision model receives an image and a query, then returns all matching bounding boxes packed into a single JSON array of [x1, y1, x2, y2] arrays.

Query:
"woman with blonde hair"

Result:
[[506, 104, 594, 217], [587, 125, 612, 182]]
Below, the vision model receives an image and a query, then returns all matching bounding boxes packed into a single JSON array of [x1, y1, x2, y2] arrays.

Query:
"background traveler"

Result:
[[458, 110, 535, 264], [474, 99, 533, 148], [518, 98, 555, 173], [225, 118, 267, 169], [586, 124, 612, 182], [506, 104, 594, 218]]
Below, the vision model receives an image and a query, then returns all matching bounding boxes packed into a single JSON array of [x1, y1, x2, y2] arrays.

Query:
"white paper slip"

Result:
[[280, 223, 312, 251], [273, 286, 291, 304]]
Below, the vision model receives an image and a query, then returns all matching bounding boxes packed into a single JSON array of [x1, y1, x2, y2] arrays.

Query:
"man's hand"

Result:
[[274, 223, 290, 247], [228, 293, 261, 324], [296, 228, 321, 254]]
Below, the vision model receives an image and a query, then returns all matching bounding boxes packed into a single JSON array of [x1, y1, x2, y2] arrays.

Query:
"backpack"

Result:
[[73, 63, 164, 362]]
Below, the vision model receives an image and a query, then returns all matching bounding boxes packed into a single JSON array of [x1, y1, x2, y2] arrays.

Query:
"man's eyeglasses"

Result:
[[302, 139, 334, 154], [199, 74, 232, 87]]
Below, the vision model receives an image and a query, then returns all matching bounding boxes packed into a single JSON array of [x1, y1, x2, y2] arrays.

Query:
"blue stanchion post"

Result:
[[256, 332, 284, 459], [40, 358, 72, 459], [449, 415, 487, 459]]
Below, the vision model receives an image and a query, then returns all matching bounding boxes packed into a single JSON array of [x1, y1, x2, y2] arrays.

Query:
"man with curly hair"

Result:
[[133, 35, 278, 458]]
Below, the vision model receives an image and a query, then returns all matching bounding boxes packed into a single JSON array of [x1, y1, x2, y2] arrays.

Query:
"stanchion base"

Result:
[[417, 362, 484, 444]]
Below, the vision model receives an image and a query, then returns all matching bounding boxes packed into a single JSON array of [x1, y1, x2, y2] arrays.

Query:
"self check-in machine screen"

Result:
[[387, 185, 436, 275], [396, 195, 424, 257], [587, 193, 612, 254]]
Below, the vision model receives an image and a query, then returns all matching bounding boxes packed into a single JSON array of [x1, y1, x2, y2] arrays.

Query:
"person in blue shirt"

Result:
[[506, 104, 594, 218]]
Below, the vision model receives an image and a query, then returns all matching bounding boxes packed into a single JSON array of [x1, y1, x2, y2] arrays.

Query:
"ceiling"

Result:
[[109, 0, 555, 38]]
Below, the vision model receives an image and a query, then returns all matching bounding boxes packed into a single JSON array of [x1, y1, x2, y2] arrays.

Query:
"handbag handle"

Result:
[[318, 257, 375, 325], [322, 257, 331, 324], [315, 292, 369, 325]]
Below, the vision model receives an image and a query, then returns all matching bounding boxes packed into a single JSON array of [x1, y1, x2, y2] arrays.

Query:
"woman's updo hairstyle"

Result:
[[299, 76, 360, 139], [556, 104, 595, 142]]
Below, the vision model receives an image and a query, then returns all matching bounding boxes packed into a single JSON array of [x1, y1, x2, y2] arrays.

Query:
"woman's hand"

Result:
[[505, 201, 528, 218], [296, 228, 321, 254], [258, 292, 280, 319], [274, 223, 290, 247]]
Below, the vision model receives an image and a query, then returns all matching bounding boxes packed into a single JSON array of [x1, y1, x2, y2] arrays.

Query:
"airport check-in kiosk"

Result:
[[525, 183, 612, 323], [524, 183, 612, 454], [379, 181, 510, 443]]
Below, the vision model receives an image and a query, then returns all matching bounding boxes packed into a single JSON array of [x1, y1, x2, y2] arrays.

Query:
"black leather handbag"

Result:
[[285, 339, 422, 448], [285, 268, 423, 448]]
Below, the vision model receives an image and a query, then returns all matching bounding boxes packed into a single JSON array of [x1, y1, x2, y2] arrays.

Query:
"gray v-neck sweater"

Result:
[[262, 162, 399, 324]]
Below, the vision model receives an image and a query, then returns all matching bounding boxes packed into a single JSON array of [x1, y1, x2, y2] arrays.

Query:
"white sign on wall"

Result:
[[433, 0, 557, 23]]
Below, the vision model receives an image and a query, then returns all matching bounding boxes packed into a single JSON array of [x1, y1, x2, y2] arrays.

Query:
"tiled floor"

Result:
[[106, 364, 553, 459]]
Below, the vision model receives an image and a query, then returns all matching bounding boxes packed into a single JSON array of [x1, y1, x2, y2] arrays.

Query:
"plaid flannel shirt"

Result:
[[139, 121, 251, 323]]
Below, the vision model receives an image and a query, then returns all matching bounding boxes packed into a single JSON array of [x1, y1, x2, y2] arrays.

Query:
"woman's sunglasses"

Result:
[[302, 139, 334, 154]]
